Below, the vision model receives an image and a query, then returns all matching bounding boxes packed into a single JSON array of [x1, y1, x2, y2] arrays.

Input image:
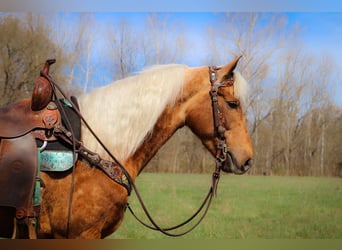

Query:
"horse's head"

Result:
[[184, 56, 253, 174]]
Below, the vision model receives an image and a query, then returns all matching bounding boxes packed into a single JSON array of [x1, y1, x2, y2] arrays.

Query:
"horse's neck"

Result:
[[126, 67, 209, 177], [126, 67, 210, 177], [78, 66, 205, 180], [124, 105, 185, 179]]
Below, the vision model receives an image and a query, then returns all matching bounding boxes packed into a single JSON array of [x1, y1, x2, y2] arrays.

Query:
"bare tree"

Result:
[[270, 49, 308, 175], [202, 13, 341, 176], [204, 13, 298, 174], [100, 18, 141, 80], [48, 13, 97, 93], [265, 49, 338, 176], [305, 54, 336, 175], [142, 13, 187, 65], [0, 14, 65, 105]]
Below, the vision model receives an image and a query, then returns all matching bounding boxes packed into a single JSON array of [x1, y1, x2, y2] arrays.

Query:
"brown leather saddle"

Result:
[[0, 59, 128, 238], [0, 59, 62, 238]]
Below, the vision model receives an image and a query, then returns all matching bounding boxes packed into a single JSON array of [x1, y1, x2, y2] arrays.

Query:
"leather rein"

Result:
[[125, 66, 232, 236], [40, 65, 231, 237]]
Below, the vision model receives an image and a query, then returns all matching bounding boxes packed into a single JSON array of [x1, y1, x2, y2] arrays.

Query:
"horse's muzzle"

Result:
[[223, 153, 253, 175]]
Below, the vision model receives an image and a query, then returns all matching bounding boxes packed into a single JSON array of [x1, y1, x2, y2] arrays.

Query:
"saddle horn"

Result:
[[31, 59, 56, 111]]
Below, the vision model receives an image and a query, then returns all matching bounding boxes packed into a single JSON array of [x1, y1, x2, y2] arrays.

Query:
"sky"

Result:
[[91, 12, 342, 105], [0, 1, 341, 105], [284, 12, 342, 105], [1, 0, 342, 12], [287, 13, 342, 57], [93, 12, 342, 64]]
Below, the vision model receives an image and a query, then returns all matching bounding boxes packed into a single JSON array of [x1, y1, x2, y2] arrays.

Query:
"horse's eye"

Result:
[[226, 101, 239, 109]]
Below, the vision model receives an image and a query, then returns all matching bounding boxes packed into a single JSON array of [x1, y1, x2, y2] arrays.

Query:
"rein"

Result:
[[40, 64, 230, 237], [124, 66, 231, 236]]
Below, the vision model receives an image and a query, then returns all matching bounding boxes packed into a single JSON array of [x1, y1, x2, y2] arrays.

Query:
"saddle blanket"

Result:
[[40, 150, 76, 172]]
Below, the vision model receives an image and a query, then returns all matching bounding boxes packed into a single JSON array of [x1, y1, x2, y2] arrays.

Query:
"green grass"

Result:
[[108, 174, 342, 239]]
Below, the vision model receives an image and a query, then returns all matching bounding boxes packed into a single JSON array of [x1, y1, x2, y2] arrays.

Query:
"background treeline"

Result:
[[0, 13, 341, 176]]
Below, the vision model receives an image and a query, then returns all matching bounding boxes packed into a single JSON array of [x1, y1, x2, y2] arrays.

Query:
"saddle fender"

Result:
[[0, 133, 38, 237]]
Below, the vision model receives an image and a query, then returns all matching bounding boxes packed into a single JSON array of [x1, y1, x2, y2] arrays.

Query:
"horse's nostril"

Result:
[[243, 159, 253, 171]]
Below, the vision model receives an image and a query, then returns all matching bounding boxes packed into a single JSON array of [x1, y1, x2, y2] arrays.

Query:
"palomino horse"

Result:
[[37, 56, 253, 238]]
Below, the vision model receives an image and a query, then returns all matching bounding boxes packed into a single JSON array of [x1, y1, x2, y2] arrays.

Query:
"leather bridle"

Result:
[[208, 66, 234, 193], [39, 64, 234, 237]]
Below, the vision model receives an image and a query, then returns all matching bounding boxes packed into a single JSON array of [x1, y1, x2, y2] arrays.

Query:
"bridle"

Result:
[[39, 64, 233, 237], [208, 66, 233, 194]]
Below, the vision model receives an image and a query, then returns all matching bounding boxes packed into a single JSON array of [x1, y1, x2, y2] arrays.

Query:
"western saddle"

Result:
[[0, 59, 62, 239], [0, 59, 131, 239]]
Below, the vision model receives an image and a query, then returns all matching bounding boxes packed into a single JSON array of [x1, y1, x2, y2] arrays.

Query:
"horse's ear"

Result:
[[218, 56, 242, 81], [230, 55, 242, 72]]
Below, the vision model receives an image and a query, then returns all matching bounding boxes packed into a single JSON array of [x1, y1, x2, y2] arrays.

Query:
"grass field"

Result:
[[109, 173, 342, 239]]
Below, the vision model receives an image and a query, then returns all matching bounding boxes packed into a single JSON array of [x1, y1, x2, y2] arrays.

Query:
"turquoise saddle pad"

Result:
[[40, 150, 76, 172]]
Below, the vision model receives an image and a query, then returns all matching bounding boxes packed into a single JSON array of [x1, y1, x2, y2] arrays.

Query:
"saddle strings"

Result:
[[43, 72, 78, 238]]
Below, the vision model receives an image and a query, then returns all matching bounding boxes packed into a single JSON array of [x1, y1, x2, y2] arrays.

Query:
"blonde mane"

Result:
[[78, 64, 186, 162]]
